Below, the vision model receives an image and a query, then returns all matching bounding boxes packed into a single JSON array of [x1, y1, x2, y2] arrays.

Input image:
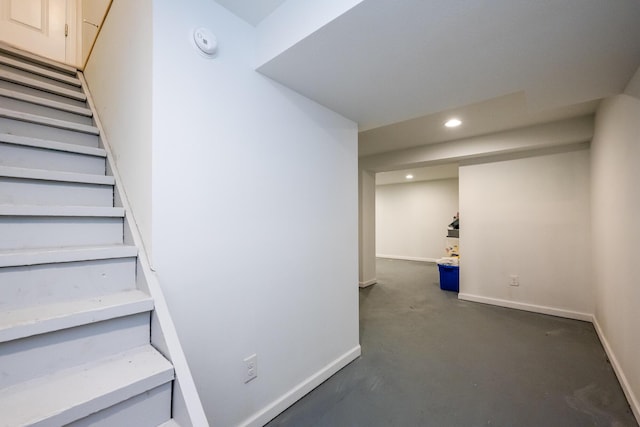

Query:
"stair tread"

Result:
[[0, 107, 99, 134], [0, 133, 105, 156], [0, 69, 85, 101], [0, 165, 114, 185], [0, 244, 138, 267], [0, 87, 92, 116], [0, 42, 77, 75], [0, 205, 125, 217], [0, 345, 174, 427], [0, 289, 154, 343], [0, 54, 81, 86]]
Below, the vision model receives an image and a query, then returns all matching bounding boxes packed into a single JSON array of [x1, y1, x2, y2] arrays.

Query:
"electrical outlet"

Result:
[[244, 354, 257, 383], [509, 275, 520, 287]]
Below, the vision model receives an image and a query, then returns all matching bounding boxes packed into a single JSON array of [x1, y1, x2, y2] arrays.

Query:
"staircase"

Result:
[[0, 45, 182, 426]]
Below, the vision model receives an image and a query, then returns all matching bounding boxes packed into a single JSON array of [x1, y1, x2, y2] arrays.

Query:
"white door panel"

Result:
[[0, 0, 67, 62]]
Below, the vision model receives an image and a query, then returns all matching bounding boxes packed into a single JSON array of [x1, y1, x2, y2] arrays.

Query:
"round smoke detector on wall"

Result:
[[192, 27, 218, 57]]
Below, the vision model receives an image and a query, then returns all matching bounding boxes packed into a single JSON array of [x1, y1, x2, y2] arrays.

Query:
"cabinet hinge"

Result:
[[65, 24, 68, 37]]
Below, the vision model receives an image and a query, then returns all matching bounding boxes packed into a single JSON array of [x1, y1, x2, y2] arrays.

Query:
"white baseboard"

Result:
[[359, 278, 377, 288], [592, 316, 640, 424], [457, 293, 593, 322], [240, 345, 362, 427], [376, 254, 438, 263]]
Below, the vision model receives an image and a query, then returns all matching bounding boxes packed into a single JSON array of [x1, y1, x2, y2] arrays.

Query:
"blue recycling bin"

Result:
[[438, 264, 459, 292]]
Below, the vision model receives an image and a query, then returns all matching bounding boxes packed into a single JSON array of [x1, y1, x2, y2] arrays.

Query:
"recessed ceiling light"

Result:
[[405, 174, 414, 180], [445, 118, 462, 128]]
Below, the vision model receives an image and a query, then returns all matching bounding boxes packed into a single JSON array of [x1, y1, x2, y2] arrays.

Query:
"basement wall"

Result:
[[458, 149, 593, 320], [84, 0, 153, 252], [151, 1, 359, 426], [358, 168, 376, 286], [376, 179, 459, 262], [591, 94, 640, 421]]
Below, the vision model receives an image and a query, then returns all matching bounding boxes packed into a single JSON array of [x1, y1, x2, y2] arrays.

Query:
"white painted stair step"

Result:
[[1, 95, 94, 126], [0, 216, 123, 250], [0, 133, 104, 156], [0, 64, 81, 100], [0, 205, 124, 217], [0, 313, 150, 389], [0, 54, 81, 86], [0, 140, 106, 175], [0, 179, 114, 208], [0, 244, 138, 268], [0, 167, 114, 207], [0, 107, 98, 134], [0, 257, 137, 311], [0, 116, 99, 148], [0, 42, 77, 75], [0, 345, 174, 427], [0, 69, 85, 101], [69, 383, 173, 427], [0, 166, 114, 185], [0, 289, 153, 343], [0, 87, 92, 116]]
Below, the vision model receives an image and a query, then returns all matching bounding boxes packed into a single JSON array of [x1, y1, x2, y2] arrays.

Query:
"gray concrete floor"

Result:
[[266, 258, 637, 427]]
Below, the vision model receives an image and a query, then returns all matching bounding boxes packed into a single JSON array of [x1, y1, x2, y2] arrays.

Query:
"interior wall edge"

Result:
[[376, 255, 438, 264], [359, 279, 377, 288], [457, 293, 593, 322], [457, 141, 590, 167], [592, 316, 640, 424]]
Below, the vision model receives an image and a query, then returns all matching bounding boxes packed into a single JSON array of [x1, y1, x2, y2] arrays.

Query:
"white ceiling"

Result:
[[220, 0, 640, 157], [214, 0, 285, 26], [359, 93, 599, 156]]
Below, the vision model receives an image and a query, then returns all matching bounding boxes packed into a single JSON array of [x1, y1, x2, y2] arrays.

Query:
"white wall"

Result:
[[80, 0, 111, 65], [458, 149, 593, 319], [358, 168, 376, 286], [591, 94, 640, 420], [376, 179, 458, 262], [84, 0, 153, 253], [151, 1, 360, 426]]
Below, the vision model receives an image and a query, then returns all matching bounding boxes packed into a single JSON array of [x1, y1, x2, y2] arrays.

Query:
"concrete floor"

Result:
[[266, 258, 637, 427]]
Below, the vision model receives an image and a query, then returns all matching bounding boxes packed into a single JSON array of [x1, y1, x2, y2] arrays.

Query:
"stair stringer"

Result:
[[78, 72, 209, 427]]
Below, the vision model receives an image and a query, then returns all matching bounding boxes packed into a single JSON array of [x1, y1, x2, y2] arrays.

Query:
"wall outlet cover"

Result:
[[244, 354, 257, 383], [509, 275, 520, 286]]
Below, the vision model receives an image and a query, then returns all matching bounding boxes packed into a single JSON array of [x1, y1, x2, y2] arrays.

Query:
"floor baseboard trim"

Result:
[[458, 293, 593, 322], [376, 254, 438, 263], [240, 345, 362, 427], [359, 278, 377, 288], [592, 316, 640, 424]]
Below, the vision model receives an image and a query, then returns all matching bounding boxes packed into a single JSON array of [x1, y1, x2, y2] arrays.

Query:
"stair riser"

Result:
[[0, 117, 100, 147], [0, 143, 105, 174], [0, 258, 136, 311], [0, 217, 123, 250], [0, 79, 87, 109], [67, 382, 173, 427], [0, 313, 150, 389], [0, 178, 113, 206], [0, 95, 94, 126]]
